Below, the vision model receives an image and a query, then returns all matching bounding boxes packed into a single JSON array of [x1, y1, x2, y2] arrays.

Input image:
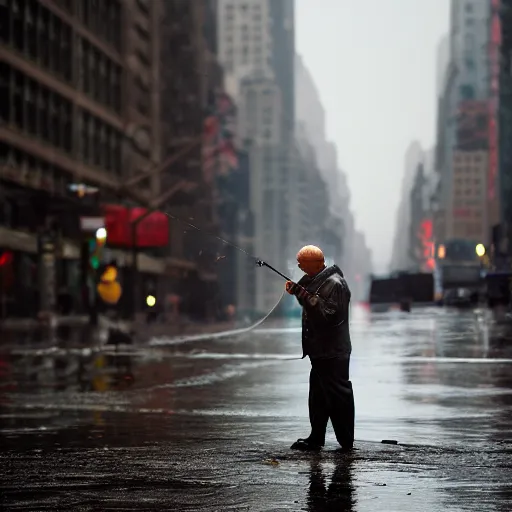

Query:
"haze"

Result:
[[296, 0, 450, 273]]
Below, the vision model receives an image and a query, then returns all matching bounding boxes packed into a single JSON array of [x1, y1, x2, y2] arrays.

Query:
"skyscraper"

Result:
[[216, 0, 295, 312], [434, 0, 493, 246], [498, 0, 512, 257]]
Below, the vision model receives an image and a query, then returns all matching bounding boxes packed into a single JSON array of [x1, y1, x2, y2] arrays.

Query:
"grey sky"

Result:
[[296, 0, 450, 272]]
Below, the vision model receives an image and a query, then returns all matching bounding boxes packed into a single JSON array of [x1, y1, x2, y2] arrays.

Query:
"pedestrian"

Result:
[[285, 245, 355, 452]]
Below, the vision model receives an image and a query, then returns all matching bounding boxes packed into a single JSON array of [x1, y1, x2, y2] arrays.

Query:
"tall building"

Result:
[[497, 0, 512, 258], [0, 0, 162, 317], [216, 0, 295, 313], [449, 0, 490, 101], [269, 0, 294, 140], [390, 141, 425, 271], [448, 149, 489, 241], [408, 163, 435, 272], [0, 0, 220, 320], [434, 0, 493, 249], [294, 54, 356, 277], [436, 35, 450, 97]]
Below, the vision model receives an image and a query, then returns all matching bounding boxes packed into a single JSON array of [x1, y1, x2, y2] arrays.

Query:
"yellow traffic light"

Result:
[[97, 281, 122, 305], [97, 265, 122, 305], [475, 244, 486, 257], [146, 295, 156, 307]]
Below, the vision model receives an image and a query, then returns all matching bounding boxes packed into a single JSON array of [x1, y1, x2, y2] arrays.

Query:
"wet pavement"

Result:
[[1, 306, 512, 511]]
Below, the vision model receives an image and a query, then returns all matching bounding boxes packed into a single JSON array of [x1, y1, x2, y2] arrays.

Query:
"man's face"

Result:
[[298, 258, 325, 277]]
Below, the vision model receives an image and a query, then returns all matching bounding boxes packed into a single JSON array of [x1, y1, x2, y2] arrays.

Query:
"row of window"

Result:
[[76, 0, 122, 51], [0, 65, 123, 175], [454, 153, 485, 164], [0, 142, 74, 199], [1, 0, 73, 82], [0, 0, 121, 53], [1, 1, 123, 114], [453, 222, 483, 238], [1, 64, 74, 153], [78, 38, 122, 113], [452, 205, 483, 218], [454, 187, 481, 197], [79, 111, 123, 175], [455, 178, 481, 186]]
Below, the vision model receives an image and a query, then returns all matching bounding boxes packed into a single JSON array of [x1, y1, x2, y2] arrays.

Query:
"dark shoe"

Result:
[[336, 444, 354, 453], [290, 438, 323, 451]]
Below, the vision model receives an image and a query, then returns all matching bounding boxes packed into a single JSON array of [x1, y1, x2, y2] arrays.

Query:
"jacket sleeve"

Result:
[[303, 280, 346, 326], [295, 275, 309, 306]]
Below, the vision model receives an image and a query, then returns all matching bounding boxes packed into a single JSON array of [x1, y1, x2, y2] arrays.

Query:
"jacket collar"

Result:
[[299, 264, 343, 289]]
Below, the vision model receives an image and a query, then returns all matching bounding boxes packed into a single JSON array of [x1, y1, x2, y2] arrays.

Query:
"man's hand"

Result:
[[285, 281, 310, 300], [285, 281, 297, 295]]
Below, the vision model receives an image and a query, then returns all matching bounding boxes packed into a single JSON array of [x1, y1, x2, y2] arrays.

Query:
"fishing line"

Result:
[[152, 209, 293, 337], [162, 210, 293, 281], [162, 211, 258, 261]]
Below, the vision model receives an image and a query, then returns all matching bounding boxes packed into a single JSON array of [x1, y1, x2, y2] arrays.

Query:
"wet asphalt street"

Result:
[[1, 306, 512, 511]]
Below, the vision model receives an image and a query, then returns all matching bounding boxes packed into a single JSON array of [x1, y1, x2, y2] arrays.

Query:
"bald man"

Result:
[[285, 245, 355, 452]]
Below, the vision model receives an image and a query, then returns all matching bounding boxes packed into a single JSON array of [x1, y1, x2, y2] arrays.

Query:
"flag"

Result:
[[202, 91, 238, 180]]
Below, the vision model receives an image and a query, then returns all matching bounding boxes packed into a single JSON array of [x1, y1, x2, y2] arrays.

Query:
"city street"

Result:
[[1, 306, 512, 511]]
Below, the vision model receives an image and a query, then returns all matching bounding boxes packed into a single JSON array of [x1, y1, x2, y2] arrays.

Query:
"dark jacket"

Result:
[[296, 265, 351, 360]]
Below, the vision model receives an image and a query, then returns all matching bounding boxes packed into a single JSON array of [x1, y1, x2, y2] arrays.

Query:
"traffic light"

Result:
[[88, 228, 108, 270], [97, 263, 122, 305], [0, 251, 13, 266], [89, 239, 100, 270]]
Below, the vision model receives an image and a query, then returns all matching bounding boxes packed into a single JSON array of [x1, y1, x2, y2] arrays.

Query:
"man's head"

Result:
[[297, 245, 326, 277]]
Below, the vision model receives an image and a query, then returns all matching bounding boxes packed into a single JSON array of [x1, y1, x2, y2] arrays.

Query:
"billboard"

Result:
[[455, 101, 488, 150], [418, 219, 434, 271], [103, 205, 170, 248]]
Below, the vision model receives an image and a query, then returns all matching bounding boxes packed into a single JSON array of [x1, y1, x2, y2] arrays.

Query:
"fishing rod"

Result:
[[162, 211, 293, 282], [256, 259, 292, 282]]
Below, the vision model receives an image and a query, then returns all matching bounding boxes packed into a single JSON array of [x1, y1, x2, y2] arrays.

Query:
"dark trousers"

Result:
[[308, 356, 355, 449]]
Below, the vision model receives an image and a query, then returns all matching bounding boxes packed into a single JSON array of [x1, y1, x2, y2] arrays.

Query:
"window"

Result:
[[79, 109, 122, 175], [0, 0, 10, 44], [459, 84, 475, 99], [78, 0, 122, 50], [465, 58, 475, 71], [78, 37, 122, 113], [0, 62, 10, 123], [12, 0, 25, 52], [464, 34, 475, 52], [3, 69, 72, 153]]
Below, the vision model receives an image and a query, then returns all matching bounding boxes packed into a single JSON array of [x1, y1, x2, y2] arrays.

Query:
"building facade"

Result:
[[0, 0, 220, 320], [498, 0, 512, 257], [216, 0, 296, 314], [434, 0, 493, 250], [448, 149, 489, 242], [294, 53, 365, 281]]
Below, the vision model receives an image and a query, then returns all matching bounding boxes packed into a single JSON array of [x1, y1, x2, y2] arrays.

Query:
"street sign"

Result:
[[80, 217, 105, 232]]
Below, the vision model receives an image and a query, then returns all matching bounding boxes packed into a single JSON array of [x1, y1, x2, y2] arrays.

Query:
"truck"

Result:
[[433, 239, 484, 306]]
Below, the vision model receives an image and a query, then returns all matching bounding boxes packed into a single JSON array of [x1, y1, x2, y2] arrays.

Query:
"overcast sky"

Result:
[[296, 0, 450, 272]]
